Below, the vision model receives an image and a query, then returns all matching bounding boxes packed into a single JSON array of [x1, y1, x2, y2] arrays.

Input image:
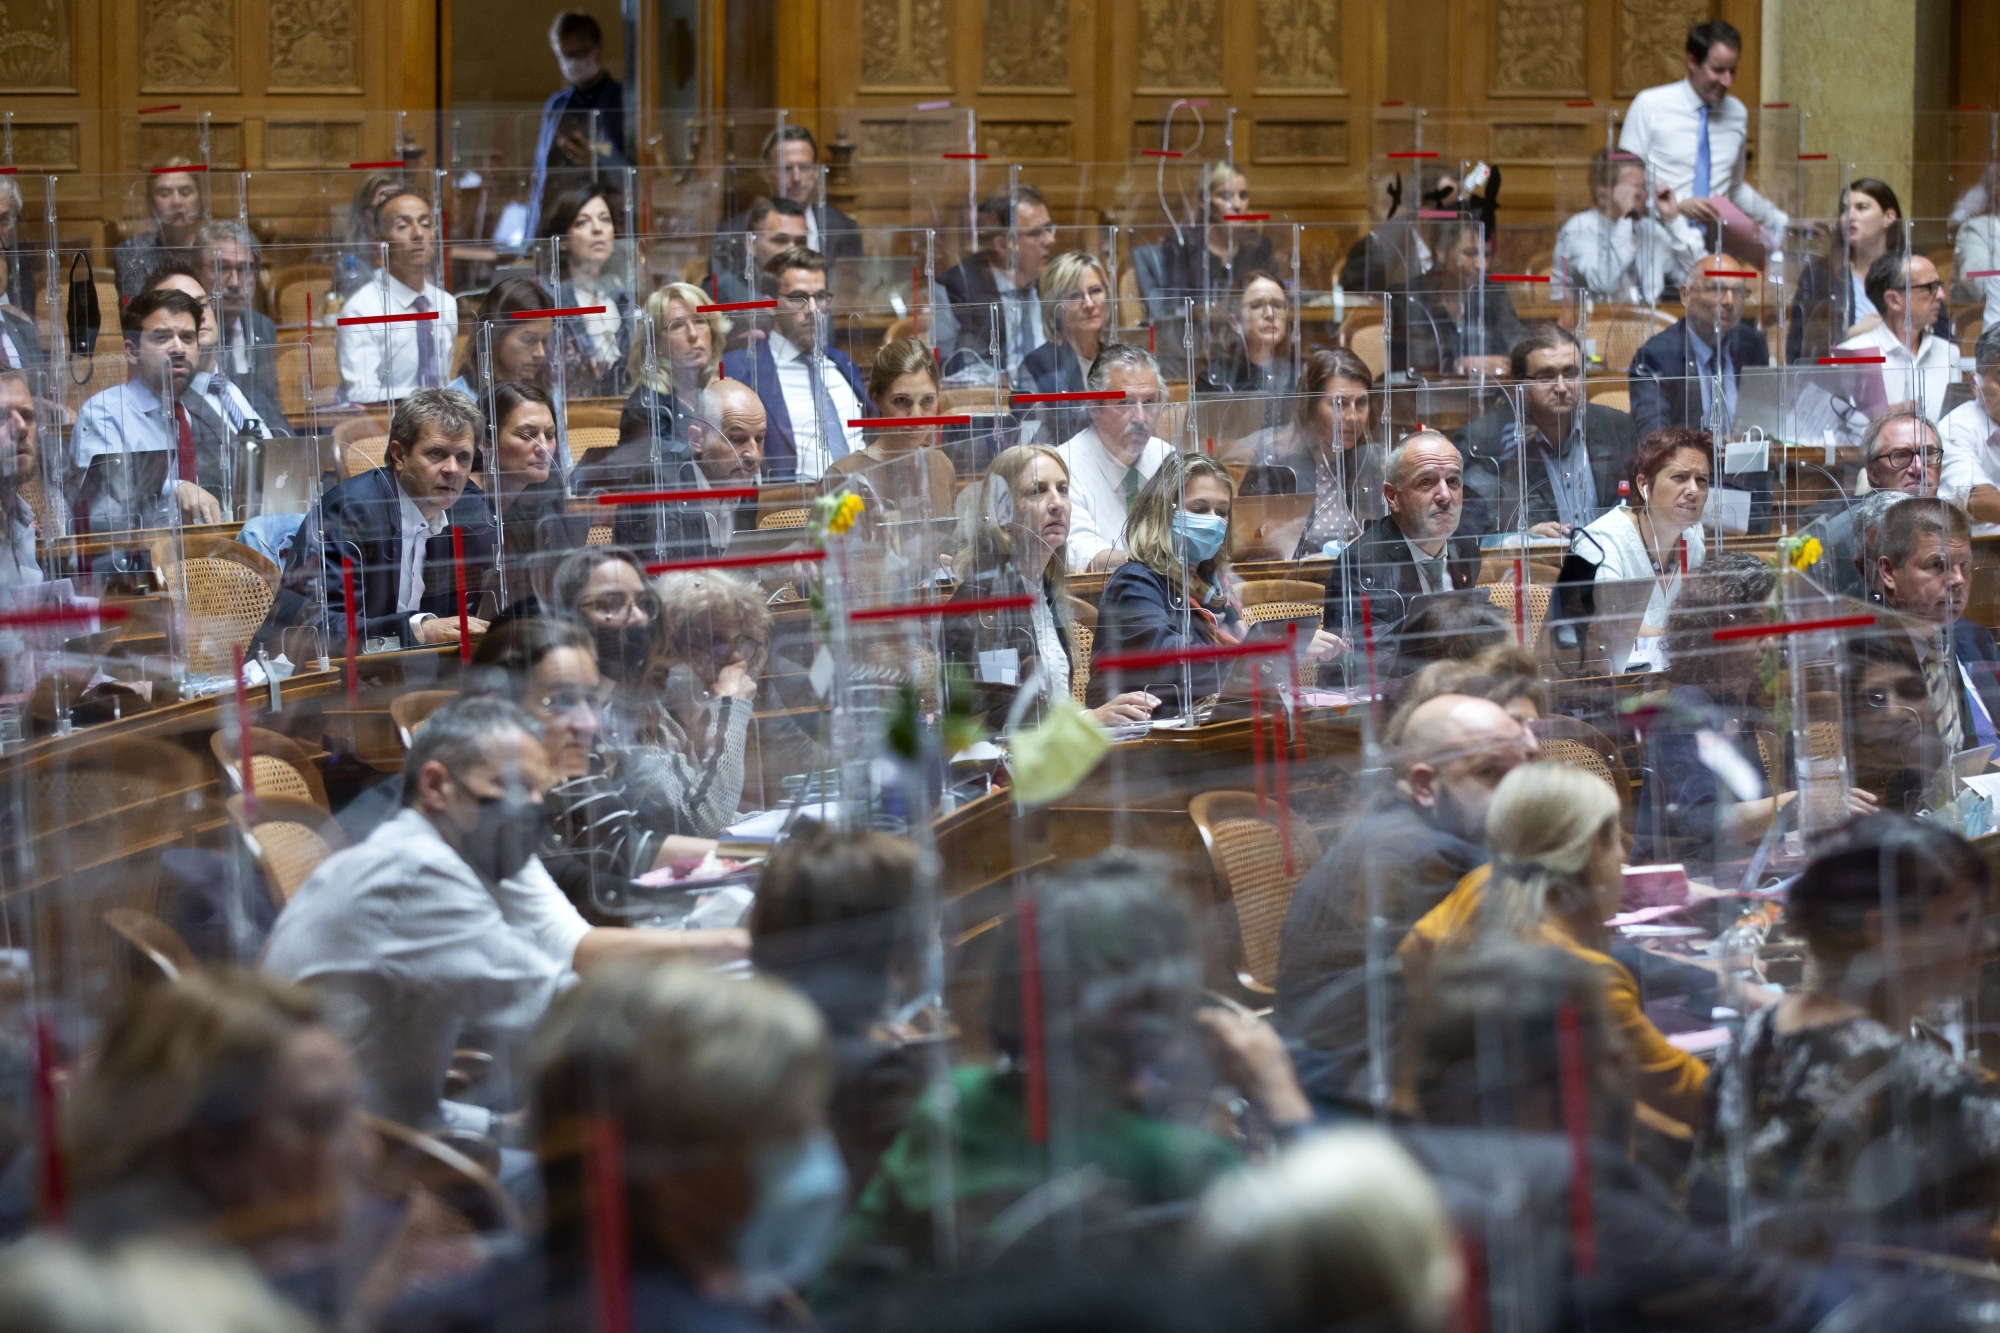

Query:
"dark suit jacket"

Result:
[[1088, 560, 1233, 718], [1130, 231, 1280, 318], [938, 565, 1076, 730], [716, 340, 873, 482], [259, 466, 498, 650], [1628, 319, 1775, 533], [1458, 403, 1639, 537], [936, 252, 1006, 370], [706, 203, 863, 300], [1321, 515, 1482, 641], [1, 306, 43, 368], [1953, 617, 2000, 747], [1015, 339, 1089, 446], [1391, 279, 1523, 373], [219, 309, 291, 431], [526, 75, 630, 241]]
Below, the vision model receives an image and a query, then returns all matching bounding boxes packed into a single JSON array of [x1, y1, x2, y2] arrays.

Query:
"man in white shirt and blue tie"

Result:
[[717, 247, 873, 484], [336, 187, 458, 406], [1619, 19, 1788, 252]]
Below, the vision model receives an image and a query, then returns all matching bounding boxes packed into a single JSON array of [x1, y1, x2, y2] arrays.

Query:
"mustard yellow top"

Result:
[[1400, 863, 1709, 1130]]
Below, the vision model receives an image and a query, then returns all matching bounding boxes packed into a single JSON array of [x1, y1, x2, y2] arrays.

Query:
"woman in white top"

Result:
[[1955, 164, 2000, 335], [1576, 428, 1712, 671], [543, 182, 633, 396], [942, 443, 1160, 730]]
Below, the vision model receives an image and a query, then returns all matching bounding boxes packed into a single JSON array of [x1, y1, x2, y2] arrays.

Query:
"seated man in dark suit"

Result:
[[259, 388, 496, 653], [712, 124, 862, 272], [935, 184, 1056, 380], [0, 247, 41, 370], [1459, 321, 1637, 539], [197, 221, 291, 432], [1323, 431, 1481, 643], [703, 196, 809, 308], [1628, 253, 1773, 532], [716, 247, 872, 483], [1875, 496, 2000, 756], [578, 377, 769, 562]]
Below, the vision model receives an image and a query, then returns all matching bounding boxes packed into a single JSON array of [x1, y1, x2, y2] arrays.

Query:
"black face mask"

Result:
[[594, 621, 653, 685], [461, 796, 550, 884]]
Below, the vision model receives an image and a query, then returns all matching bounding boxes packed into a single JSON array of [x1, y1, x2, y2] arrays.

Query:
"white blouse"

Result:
[[1578, 505, 1708, 672], [1032, 588, 1072, 703]]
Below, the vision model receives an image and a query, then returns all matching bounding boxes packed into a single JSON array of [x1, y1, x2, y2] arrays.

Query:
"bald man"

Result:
[[591, 376, 772, 559], [1321, 430, 1483, 641], [1274, 693, 1536, 1109]]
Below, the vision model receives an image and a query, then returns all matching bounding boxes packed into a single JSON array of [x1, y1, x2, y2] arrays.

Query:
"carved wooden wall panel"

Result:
[[1134, 0, 1222, 94], [1256, 0, 1341, 94], [1250, 120, 1349, 163], [979, 119, 1071, 159], [5, 123, 80, 168], [1491, 0, 1587, 97], [269, 0, 359, 92], [138, 0, 238, 91], [860, 0, 950, 90], [981, 0, 1067, 90], [1617, 0, 1710, 95], [0, 0, 75, 91]]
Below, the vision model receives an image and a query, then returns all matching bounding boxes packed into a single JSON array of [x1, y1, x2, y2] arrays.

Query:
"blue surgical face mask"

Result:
[[734, 1129, 848, 1297], [1171, 509, 1229, 564]]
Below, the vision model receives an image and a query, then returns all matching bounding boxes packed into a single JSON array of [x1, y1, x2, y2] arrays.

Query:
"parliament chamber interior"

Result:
[[9, 0, 2000, 1328]]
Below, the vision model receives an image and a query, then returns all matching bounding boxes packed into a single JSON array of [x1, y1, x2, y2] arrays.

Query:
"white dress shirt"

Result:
[[991, 263, 1047, 377], [395, 486, 450, 636], [1956, 216, 2000, 330], [0, 491, 40, 591], [1618, 80, 1788, 236], [1941, 395, 2000, 535], [1552, 208, 1705, 303], [1836, 322, 1959, 423], [1056, 424, 1173, 573], [263, 807, 579, 1129], [769, 332, 863, 481], [336, 270, 459, 405], [189, 371, 271, 440]]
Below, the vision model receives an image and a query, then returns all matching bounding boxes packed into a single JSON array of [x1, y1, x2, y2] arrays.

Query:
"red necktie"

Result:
[[175, 401, 197, 485]]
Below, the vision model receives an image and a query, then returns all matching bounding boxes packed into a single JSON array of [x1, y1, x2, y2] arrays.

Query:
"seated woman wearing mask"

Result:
[[487, 381, 585, 602], [620, 568, 764, 839], [469, 615, 724, 916], [1092, 453, 1341, 719], [550, 547, 658, 704], [943, 444, 1160, 729]]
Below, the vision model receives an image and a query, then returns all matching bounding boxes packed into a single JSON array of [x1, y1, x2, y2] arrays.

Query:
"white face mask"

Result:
[[733, 1129, 848, 1297]]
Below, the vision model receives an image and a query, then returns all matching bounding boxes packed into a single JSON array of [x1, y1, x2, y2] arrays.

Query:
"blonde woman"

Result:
[[1400, 761, 1708, 1128], [1019, 251, 1111, 444], [942, 443, 1159, 728], [1092, 452, 1343, 717], [622, 281, 727, 437]]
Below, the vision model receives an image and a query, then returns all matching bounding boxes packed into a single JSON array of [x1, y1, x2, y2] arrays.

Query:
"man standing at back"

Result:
[[1619, 20, 1787, 257], [527, 11, 629, 241]]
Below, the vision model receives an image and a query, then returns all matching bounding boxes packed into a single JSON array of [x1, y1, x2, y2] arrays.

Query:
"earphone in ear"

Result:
[[1641, 486, 1650, 504]]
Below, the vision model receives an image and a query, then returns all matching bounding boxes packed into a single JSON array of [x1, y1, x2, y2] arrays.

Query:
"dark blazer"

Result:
[[259, 466, 498, 651], [218, 309, 290, 431], [716, 339, 873, 482], [1632, 683, 1766, 869], [1, 306, 43, 368], [1321, 515, 1482, 641], [1786, 253, 1952, 364], [1628, 318, 1774, 534], [1015, 339, 1090, 446], [1088, 559, 1232, 718], [936, 252, 1006, 370], [570, 433, 737, 562], [939, 565, 1076, 730], [1131, 231, 1280, 317], [526, 74, 629, 241], [497, 475, 588, 601], [1953, 617, 2000, 747], [1458, 403, 1639, 537]]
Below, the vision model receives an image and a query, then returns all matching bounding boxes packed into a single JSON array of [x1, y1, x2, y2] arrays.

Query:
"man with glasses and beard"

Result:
[[718, 247, 871, 483], [1274, 694, 1537, 1110]]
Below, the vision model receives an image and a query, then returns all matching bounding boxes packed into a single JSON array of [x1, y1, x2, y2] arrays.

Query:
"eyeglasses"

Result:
[[579, 592, 660, 621], [780, 290, 833, 309], [1872, 447, 1944, 470], [709, 633, 766, 660]]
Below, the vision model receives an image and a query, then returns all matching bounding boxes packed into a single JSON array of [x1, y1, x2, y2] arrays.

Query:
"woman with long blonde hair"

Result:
[[1401, 761, 1708, 1127], [943, 443, 1159, 728]]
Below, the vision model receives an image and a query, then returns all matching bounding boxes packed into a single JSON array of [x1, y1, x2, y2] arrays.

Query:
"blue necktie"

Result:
[[810, 358, 848, 462], [1692, 103, 1712, 200]]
